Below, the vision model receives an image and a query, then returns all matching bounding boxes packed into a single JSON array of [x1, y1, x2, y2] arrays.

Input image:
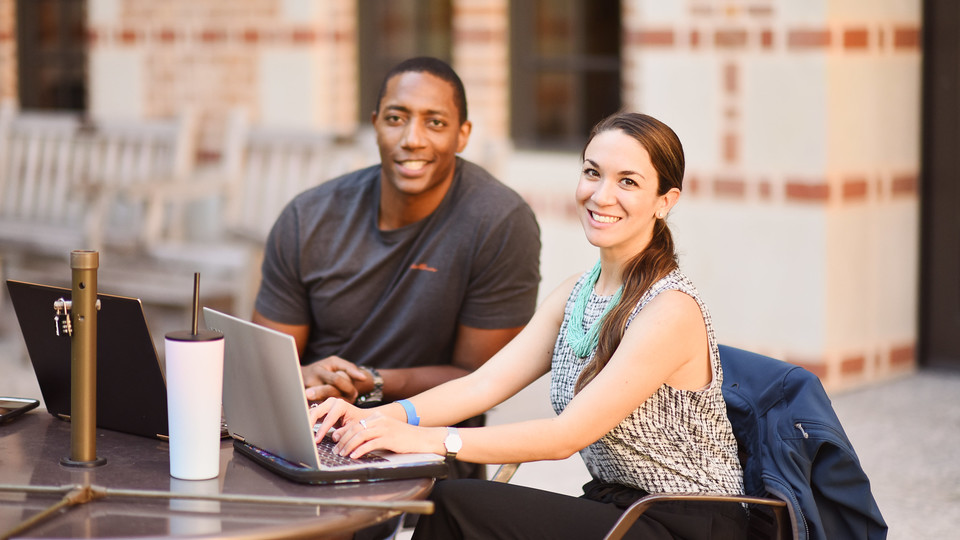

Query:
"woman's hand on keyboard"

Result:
[[329, 412, 445, 460], [309, 397, 365, 444]]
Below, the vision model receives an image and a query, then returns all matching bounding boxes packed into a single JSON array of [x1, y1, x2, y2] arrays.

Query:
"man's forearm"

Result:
[[379, 364, 472, 401]]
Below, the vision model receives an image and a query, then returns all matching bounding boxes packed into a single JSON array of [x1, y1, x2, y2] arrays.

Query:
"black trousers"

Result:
[[412, 478, 750, 540], [353, 416, 486, 540]]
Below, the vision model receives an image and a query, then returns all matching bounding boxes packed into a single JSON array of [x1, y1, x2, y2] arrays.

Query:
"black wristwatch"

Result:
[[355, 366, 383, 407]]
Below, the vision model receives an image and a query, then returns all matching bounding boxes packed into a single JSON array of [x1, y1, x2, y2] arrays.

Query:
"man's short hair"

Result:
[[374, 57, 468, 125]]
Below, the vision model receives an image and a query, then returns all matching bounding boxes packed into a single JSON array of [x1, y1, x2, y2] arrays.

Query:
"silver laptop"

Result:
[[203, 307, 448, 484]]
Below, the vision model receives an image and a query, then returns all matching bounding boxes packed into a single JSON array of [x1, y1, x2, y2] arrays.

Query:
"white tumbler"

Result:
[[165, 328, 224, 480]]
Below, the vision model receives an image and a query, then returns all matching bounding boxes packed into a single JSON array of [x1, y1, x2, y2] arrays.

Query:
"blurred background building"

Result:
[[1, 0, 956, 392]]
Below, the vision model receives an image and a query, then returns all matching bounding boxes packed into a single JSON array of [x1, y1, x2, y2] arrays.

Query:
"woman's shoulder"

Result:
[[626, 269, 708, 327], [644, 268, 702, 304]]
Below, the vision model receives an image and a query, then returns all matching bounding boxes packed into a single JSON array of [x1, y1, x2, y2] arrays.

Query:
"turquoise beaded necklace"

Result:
[[566, 260, 623, 358]]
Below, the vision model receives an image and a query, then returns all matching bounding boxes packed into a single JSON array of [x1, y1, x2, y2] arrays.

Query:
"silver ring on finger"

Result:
[[359, 419, 368, 429]]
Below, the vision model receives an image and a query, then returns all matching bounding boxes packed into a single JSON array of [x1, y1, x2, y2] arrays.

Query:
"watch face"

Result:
[[445, 428, 463, 455]]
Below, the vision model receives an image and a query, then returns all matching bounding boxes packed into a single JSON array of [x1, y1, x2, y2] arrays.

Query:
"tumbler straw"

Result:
[[192, 272, 200, 336]]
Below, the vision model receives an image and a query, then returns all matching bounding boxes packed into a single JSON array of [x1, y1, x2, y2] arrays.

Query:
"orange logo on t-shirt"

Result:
[[410, 263, 438, 273]]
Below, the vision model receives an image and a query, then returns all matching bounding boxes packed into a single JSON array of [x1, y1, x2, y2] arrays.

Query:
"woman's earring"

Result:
[[657, 211, 664, 219]]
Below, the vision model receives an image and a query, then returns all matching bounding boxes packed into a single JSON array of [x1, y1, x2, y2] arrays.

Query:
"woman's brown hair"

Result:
[[575, 112, 685, 392]]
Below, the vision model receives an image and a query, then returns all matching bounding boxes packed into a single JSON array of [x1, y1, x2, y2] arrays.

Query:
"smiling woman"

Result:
[[573, 114, 691, 394], [576, 129, 680, 274]]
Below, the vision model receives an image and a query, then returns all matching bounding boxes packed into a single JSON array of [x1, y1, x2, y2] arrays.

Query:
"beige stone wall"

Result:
[[617, 0, 921, 389]]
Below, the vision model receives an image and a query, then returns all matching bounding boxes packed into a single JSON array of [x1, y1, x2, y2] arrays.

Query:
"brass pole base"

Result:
[[59, 456, 107, 468]]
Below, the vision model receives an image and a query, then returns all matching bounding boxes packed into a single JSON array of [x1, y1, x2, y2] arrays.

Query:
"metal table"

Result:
[[0, 412, 433, 539]]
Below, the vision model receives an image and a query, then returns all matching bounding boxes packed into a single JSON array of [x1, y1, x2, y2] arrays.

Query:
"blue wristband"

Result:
[[397, 399, 420, 426]]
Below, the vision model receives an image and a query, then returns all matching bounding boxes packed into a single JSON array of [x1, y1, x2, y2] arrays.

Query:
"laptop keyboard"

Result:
[[316, 434, 388, 467]]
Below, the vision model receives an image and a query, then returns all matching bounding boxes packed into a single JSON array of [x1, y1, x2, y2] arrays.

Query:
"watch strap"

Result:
[[355, 366, 384, 406]]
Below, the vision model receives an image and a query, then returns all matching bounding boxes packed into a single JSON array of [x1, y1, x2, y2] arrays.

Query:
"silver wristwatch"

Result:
[[443, 427, 462, 460], [355, 366, 383, 406]]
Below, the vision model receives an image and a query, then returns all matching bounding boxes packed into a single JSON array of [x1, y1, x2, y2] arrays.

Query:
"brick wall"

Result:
[[84, 0, 509, 172], [451, 0, 510, 175], [87, 0, 358, 155]]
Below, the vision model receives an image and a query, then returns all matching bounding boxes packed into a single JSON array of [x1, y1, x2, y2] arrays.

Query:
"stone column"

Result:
[[621, 0, 921, 389]]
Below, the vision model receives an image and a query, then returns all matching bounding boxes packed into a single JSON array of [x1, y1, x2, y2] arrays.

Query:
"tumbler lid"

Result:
[[166, 329, 223, 342]]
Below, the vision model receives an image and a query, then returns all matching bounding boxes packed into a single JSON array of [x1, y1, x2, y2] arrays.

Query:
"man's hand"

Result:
[[301, 356, 371, 403]]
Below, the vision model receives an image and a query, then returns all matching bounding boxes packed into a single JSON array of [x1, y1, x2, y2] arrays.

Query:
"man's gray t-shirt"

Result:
[[255, 157, 541, 368]]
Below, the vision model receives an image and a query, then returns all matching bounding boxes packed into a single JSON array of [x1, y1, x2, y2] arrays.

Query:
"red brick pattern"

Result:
[[452, 0, 510, 141], [894, 27, 921, 49], [890, 343, 915, 368], [785, 180, 830, 202], [722, 131, 738, 164], [716, 29, 749, 48], [671, 172, 912, 206], [788, 29, 832, 49], [788, 357, 828, 380], [454, 28, 506, 43], [624, 24, 920, 54], [628, 29, 676, 47], [690, 30, 701, 48], [842, 177, 870, 201], [844, 28, 870, 49], [841, 354, 866, 375], [714, 177, 746, 198], [892, 173, 918, 196], [760, 29, 774, 49], [758, 179, 772, 200], [774, 340, 917, 390], [86, 0, 359, 154], [91, 26, 349, 47]]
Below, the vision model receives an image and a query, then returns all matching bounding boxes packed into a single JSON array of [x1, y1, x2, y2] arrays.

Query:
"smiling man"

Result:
[[250, 57, 541, 480]]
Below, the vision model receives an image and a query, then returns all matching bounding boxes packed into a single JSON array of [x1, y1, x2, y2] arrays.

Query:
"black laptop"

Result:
[[6, 279, 171, 440]]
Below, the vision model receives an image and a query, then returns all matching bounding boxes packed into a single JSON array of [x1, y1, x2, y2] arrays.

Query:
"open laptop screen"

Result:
[[6, 279, 170, 439], [204, 307, 447, 484]]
